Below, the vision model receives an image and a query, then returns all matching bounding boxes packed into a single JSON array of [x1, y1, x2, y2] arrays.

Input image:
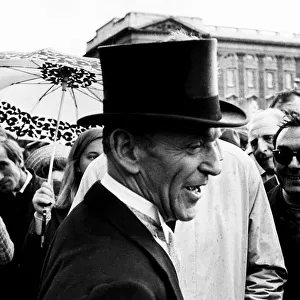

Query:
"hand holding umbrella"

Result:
[[32, 182, 55, 248], [0, 49, 103, 248]]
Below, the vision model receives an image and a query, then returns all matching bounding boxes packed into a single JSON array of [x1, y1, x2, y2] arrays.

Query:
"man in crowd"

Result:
[[263, 89, 300, 192], [38, 36, 247, 299], [246, 108, 284, 184], [267, 111, 300, 299], [0, 136, 45, 299], [175, 138, 287, 299]]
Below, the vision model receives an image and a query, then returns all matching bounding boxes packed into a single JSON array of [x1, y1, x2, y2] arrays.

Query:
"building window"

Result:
[[285, 72, 293, 89], [266, 71, 275, 88], [246, 69, 256, 88], [266, 55, 274, 62], [246, 54, 255, 61], [226, 69, 235, 87]]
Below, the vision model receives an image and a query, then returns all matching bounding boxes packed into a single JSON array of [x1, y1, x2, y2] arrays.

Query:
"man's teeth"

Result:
[[186, 186, 201, 193]]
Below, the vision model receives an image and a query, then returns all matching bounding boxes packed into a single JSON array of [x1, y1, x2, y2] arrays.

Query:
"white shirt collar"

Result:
[[101, 172, 171, 243], [15, 169, 32, 194]]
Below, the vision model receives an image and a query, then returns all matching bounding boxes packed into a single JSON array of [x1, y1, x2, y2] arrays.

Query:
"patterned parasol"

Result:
[[0, 48, 103, 182], [0, 101, 92, 146]]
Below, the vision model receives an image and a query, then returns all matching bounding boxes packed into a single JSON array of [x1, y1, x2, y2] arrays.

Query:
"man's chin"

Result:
[[176, 206, 199, 222]]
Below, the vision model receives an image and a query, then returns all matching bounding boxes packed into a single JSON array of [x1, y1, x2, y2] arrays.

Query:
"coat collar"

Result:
[[84, 181, 183, 300]]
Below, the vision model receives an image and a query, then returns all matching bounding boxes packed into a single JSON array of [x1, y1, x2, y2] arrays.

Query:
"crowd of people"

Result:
[[0, 30, 300, 299]]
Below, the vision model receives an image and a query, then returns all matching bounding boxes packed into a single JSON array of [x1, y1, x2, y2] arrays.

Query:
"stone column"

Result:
[[236, 52, 245, 106], [257, 54, 266, 109], [276, 55, 284, 90], [217, 52, 225, 100], [295, 56, 300, 79]]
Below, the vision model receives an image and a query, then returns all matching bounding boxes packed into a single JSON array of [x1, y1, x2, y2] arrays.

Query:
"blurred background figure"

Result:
[[21, 127, 103, 300], [235, 126, 249, 151], [246, 108, 285, 185], [294, 78, 300, 90], [269, 89, 300, 113], [0, 216, 14, 265], [220, 128, 241, 148], [25, 143, 70, 196]]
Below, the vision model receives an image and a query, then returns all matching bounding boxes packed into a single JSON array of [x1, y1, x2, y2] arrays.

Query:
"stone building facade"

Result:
[[85, 12, 300, 118]]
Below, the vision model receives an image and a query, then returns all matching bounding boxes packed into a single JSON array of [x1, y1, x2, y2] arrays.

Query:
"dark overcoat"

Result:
[[38, 182, 184, 300], [0, 169, 45, 300], [268, 185, 300, 300]]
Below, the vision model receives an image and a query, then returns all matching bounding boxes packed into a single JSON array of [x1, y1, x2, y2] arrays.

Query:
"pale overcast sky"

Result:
[[1, 0, 299, 56]]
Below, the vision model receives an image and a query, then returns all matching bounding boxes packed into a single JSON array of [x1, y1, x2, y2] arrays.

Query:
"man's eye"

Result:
[[264, 135, 274, 143], [187, 142, 204, 153], [0, 162, 7, 169], [251, 139, 258, 148]]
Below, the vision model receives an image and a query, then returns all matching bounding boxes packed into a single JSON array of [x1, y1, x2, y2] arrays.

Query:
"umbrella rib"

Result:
[[69, 88, 79, 121], [2, 66, 41, 76], [76, 86, 103, 102], [30, 59, 44, 68], [29, 84, 59, 114], [0, 77, 41, 87], [0, 78, 49, 93]]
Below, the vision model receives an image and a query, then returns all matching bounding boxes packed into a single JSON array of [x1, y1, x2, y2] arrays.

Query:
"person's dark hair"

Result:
[[269, 89, 300, 111], [36, 159, 67, 179], [55, 128, 103, 209], [273, 110, 300, 148]]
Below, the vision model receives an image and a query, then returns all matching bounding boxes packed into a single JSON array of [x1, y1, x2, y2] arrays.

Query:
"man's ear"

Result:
[[16, 158, 25, 169], [109, 129, 141, 174]]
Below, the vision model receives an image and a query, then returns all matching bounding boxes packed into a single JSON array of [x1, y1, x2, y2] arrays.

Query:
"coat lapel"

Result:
[[84, 182, 183, 300]]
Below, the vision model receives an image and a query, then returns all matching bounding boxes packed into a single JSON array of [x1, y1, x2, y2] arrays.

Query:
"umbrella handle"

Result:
[[40, 208, 47, 248], [47, 81, 67, 184]]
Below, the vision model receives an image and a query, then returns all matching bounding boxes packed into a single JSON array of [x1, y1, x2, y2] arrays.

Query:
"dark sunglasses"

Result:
[[273, 147, 300, 165]]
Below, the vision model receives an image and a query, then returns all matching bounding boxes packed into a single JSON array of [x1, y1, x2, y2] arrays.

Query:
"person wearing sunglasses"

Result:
[[267, 111, 300, 300]]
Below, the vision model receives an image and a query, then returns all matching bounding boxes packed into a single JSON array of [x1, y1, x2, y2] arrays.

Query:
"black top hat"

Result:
[[78, 39, 247, 128]]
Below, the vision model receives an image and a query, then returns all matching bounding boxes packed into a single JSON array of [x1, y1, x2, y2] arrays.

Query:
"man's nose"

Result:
[[0, 172, 4, 181], [257, 138, 271, 152], [288, 155, 300, 168], [198, 142, 222, 176]]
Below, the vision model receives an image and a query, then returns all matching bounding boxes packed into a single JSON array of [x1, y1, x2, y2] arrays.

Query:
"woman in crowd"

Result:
[[20, 127, 103, 300], [25, 143, 70, 196]]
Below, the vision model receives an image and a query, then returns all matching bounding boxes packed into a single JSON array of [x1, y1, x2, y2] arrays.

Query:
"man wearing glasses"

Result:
[[268, 111, 300, 300]]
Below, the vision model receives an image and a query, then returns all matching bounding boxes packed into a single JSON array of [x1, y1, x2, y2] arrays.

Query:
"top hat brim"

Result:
[[78, 100, 248, 128]]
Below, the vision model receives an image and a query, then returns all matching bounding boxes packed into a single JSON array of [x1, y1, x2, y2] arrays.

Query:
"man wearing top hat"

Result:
[[38, 35, 247, 300]]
